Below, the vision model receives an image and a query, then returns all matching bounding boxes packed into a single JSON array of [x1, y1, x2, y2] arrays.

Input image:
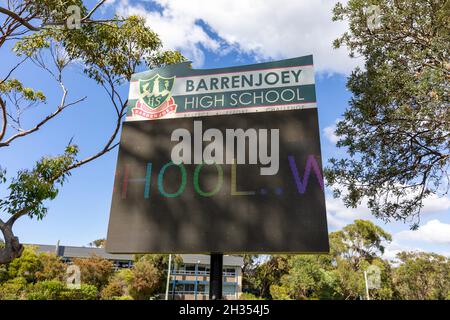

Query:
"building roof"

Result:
[[31, 244, 134, 261], [29, 244, 244, 266]]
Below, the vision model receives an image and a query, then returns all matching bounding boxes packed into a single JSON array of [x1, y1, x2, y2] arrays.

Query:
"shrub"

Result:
[[112, 295, 133, 300], [72, 255, 114, 289], [100, 268, 132, 299], [63, 284, 98, 300], [129, 258, 161, 300], [27, 280, 98, 300], [0, 264, 9, 283], [0, 277, 28, 300], [27, 280, 66, 300], [101, 279, 124, 299], [7, 246, 42, 282], [239, 292, 264, 300], [35, 253, 66, 282]]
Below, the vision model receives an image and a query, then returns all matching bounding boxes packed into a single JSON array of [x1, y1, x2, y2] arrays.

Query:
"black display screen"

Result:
[[106, 108, 329, 253]]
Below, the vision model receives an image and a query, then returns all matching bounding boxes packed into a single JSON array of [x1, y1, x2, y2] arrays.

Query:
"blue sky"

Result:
[[1, 0, 449, 259]]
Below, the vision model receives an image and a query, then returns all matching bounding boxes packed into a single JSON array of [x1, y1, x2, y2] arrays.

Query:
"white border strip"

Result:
[[126, 102, 317, 121]]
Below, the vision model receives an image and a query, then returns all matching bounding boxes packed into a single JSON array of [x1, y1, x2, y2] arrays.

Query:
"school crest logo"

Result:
[[132, 74, 178, 119]]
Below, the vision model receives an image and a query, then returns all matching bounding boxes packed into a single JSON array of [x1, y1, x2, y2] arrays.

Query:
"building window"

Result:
[[186, 265, 196, 271], [198, 284, 207, 293], [170, 283, 208, 294], [223, 284, 237, 296], [223, 268, 236, 276]]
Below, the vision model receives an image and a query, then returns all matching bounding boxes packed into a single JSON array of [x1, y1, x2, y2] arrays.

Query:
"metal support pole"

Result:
[[209, 253, 223, 300], [165, 254, 172, 300], [364, 270, 370, 300]]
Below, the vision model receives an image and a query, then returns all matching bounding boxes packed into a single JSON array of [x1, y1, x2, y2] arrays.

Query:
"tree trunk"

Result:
[[0, 223, 23, 264]]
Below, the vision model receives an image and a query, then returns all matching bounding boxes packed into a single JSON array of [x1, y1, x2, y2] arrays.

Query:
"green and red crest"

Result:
[[132, 74, 178, 119], [138, 74, 175, 108]]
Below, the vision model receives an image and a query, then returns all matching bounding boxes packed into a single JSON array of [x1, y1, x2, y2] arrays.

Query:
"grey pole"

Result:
[[165, 254, 172, 300], [209, 253, 223, 300], [364, 270, 370, 300]]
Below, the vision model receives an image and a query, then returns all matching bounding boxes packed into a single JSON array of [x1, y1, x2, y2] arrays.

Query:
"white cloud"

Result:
[[325, 181, 450, 223], [421, 194, 450, 214], [117, 0, 221, 66], [323, 124, 339, 144], [327, 212, 347, 229], [396, 220, 450, 244], [326, 194, 371, 221], [382, 241, 422, 261], [116, 0, 362, 73]]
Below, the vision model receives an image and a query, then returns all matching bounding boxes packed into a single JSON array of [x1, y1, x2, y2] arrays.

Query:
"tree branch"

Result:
[[0, 97, 6, 142], [0, 56, 29, 84], [66, 99, 127, 171], [0, 6, 39, 31], [0, 95, 86, 147], [5, 207, 30, 227], [82, 0, 108, 22]]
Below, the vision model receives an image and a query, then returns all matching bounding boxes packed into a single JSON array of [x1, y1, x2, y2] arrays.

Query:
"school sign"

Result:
[[106, 55, 329, 254], [126, 55, 316, 120]]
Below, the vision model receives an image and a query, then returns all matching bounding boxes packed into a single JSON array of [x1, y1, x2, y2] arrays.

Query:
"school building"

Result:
[[32, 243, 244, 299]]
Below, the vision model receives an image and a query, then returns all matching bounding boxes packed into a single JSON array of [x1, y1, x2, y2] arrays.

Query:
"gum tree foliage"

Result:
[[0, 0, 186, 264], [392, 251, 450, 300], [326, 0, 449, 227], [265, 221, 392, 300], [330, 219, 392, 269], [88, 238, 106, 248], [270, 255, 335, 300], [243, 255, 290, 299]]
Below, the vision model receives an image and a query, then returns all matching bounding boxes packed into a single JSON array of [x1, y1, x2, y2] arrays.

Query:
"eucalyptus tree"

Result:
[[327, 0, 449, 227], [0, 0, 185, 264]]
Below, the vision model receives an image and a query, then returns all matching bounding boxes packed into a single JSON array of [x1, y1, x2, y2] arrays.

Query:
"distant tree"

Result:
[[327, 0, 449, 227], [330, 220, 392, 269], [0, 0, 186, 264], [274, 255, 335, 300], [330, 258, 365, 300], [72, 255, 114, 290], [240, 254, 258, 293], [100, 268, 132, 300], [269, 284, 292, 300], [128, 257, 161, 300], [251, 255, 290, 299], [329, 221, 393, 299], [88, 239, 106, 248], [393, 251, 450, 299], [261, 221, 393, 300], [362, 258, 394, 300], [134, 254, 182, 293]]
